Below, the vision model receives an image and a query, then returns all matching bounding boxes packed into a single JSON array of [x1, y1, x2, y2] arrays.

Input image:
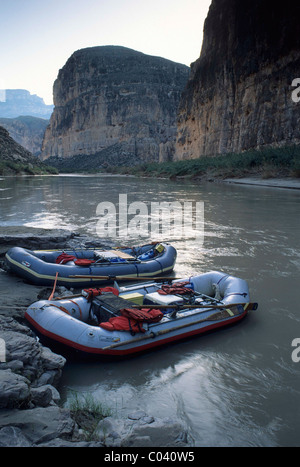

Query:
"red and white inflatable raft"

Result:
[[25, 271, 257, 358]]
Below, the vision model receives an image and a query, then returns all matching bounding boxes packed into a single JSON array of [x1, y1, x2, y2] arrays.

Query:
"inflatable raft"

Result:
[[5, 242, 176, 287], [25, 271, 257, 358]]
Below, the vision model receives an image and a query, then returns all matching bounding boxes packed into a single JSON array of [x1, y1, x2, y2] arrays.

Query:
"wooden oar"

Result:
[[69, 274, 179, 281], [52, 293, 83, 301], [130, 302, 258, 311], [102, 307, 241, 351]]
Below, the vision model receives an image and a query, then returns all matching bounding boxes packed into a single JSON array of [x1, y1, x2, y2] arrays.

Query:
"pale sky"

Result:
[[1, 0, 211, 104]]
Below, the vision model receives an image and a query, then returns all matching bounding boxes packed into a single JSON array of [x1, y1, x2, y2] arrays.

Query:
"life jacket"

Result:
[[157, 282, 194, 296], [120, 307, 163, 323], [55, 253, 96, 266], [99, 307, 163, 334], [74, 259, 95, 267], [99, 316, 146, 334], [55, 253, 76, 264], [83, 286, 119, 302]]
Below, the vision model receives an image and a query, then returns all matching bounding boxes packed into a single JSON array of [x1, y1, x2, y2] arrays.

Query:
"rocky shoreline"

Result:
[[0, 228, 191, 447]]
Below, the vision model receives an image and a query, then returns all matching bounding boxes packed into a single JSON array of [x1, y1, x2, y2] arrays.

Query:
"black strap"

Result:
[[88, 290, 94, 320]]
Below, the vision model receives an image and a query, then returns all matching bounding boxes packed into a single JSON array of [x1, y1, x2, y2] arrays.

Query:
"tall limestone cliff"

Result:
[[41, 46, 189, 167], [176, 0, 300, 160]]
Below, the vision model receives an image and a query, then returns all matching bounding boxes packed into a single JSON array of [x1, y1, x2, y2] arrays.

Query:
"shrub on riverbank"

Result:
[[68, 392, 112, 441], [0, 160, 58, 176], [105, 145, 300, 179]]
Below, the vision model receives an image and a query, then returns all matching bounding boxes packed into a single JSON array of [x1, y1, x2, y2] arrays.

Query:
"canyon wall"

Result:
[[41, 46, 189, 166], [176, 0, 300, 160], [0, 126, 54, 174], [0, 116, 49, 156]]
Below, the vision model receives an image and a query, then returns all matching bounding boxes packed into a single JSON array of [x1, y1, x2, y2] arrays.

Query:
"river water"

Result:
[[1, 174, 299, 447]]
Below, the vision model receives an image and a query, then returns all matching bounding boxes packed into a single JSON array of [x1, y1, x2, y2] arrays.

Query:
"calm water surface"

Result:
[[1, 174, 299, 446]]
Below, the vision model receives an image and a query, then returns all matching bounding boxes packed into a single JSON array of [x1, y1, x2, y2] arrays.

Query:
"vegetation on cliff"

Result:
[[104, 146, 300, 180], [0, 116, 49, 156], [0, 159, 58, 176], [0, 126, 57, 175]]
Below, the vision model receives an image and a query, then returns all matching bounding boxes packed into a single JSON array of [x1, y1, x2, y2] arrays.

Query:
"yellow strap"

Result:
[[226, 308, 235, 316]]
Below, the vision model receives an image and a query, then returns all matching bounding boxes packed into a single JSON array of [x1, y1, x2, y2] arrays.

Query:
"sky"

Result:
[[1, 0, 211, 104]]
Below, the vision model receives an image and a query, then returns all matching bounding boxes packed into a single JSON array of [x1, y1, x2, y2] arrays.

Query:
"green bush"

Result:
[[0, 159, 58, 175], [103, 145, 300, 179], [68, 391, 112, 441]]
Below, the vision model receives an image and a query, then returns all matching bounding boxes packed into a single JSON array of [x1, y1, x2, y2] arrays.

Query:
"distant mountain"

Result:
[[0, 116, 49, 156], [0, 89, 53, 119]]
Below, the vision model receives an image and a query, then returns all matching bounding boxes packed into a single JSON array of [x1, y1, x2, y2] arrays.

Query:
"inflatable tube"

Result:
[[5, 242, 177, 287]]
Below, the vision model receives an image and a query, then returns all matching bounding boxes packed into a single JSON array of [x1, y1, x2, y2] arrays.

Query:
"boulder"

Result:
[[95, 410, 189, 447], [0, 406, 76, 445], [0, 369, 30, 409]]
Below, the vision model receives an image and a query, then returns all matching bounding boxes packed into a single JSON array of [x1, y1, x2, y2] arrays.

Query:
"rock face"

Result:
[[0, 89, 53, 119], [0, 116, 49, 156], [0, 126, 55, 174], [175, 0, 300, 160], [41, 46, 189, 167]]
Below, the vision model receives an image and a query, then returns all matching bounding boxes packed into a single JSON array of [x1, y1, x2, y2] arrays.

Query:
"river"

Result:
[[0, 174, 299, 447]]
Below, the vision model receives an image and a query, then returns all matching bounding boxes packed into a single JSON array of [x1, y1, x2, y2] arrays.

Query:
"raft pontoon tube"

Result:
[[5, 242, 177, 287], [25, 271, 257, 358]]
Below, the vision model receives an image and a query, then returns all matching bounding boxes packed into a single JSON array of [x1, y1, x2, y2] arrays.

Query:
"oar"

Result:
[[130, 302, 258, 311], [102, 307, 242, 351], [48, 272, 59, 300], [52, 293, 83, 301], [69, 274, 179, 281]]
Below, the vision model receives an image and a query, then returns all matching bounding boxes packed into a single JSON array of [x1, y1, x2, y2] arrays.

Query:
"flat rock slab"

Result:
[[0, 406, 76, 445], [0, 227, 77, 255], [0, 269, 46, 311], [0, 227, 114, 256], [96, 412, 189, 447]]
